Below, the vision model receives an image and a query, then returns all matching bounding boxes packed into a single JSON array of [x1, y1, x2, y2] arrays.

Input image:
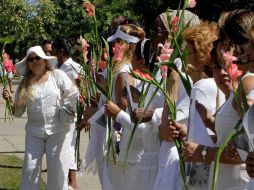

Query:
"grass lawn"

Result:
[[0, 154, 46, 189]]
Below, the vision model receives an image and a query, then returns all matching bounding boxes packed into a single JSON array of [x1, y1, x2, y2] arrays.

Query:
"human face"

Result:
[[43, 43, 52, 56], [213, 61, 232, 98], [150, 17, 169, 51], [186, 43, 200, 68], [27, 53, 47, 75]]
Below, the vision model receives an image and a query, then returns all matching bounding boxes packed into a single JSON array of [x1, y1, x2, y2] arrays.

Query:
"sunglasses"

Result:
[[27, 56, 42, 63], [150, 29, 168, 35]]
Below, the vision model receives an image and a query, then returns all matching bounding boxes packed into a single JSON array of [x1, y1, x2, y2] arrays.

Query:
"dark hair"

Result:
[[52, 37, 72, 56], [224, 9, 254, 45], [135, 39, 153, 71], [41, 40, 52, 47]]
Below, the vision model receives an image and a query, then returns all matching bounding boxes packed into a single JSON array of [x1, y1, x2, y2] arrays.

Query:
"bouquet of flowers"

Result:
[[0, 37, 14, 123]]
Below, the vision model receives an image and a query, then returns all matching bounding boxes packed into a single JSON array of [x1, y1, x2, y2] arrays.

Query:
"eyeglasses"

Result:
[[150, 29, 168, 35], [27, 56, 42, 63]]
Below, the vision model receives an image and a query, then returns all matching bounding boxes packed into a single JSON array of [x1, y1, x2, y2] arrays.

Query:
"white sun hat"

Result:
[[107, 26, 140, 43], [15, 45, 58, 76]]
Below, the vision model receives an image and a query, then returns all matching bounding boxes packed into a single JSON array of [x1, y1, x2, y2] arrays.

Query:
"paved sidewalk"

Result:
[[0, 82, 101, 190]]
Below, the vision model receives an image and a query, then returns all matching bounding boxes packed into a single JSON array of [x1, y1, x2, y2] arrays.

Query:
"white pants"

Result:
[[108, 162, 139, 190], [69, 124, 77, 170], [20, 130, 71, 190]]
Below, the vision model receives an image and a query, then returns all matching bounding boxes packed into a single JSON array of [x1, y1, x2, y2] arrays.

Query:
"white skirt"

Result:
[[153, 141, 183, 190], [135, 152, 159, 190]]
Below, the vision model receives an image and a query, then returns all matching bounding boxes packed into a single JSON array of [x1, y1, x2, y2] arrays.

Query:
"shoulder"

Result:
[[52, 69, 69, 79], [241, 75, 254, 95], [193, 78, 216, 91]]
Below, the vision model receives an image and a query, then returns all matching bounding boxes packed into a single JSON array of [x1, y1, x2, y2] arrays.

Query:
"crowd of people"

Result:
[[2, 7, 254, 190]]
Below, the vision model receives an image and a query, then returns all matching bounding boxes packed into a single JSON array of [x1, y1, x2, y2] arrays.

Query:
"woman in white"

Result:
[[153, 10, 200, 190], [105, 24, 145, 190], [2, 46, 79, 190], [182, 10, 254, 190]]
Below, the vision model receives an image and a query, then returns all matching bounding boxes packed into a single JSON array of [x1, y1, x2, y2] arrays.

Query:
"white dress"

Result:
[[208, 92, 249, 190], [187, 78, 225, 189], [154, 76, 192, 190], [107, 63, 144, 190], [58, 57, 81, 170]]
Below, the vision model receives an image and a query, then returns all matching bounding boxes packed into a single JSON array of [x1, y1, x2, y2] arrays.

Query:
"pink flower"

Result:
[[157, 43, 174, 62], [78, 37, 90, 63], [83, 2, 95, 17], [188, 0, 196, 8], [228, 63, 242, 80], [170, 16, 180, 26], [103, 48, 108, 60], [160, 65, 168, 79], [223, 51, 238, 67], [91, 58, 95, 74], [112, 43, 126, 62], [134, 69, 152, 80], [98, 60, 106, 70]]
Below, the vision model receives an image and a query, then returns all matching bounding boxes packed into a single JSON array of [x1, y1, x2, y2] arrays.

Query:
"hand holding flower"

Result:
[[158, 124, 179, 142], [246, 152, 254, 178], [104, 100, 121, 119], [182, 141, 203, 162], [130, 108, 155, 123]]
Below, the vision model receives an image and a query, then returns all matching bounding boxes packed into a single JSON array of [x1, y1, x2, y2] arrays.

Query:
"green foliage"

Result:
[[0, 0, 253, 61]]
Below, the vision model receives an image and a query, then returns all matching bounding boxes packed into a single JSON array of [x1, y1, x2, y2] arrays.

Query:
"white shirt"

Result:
[[14, 70, 79, 138], [58, 58, 81, 82]]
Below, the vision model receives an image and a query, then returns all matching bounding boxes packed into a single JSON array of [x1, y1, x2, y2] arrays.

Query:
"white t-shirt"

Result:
[[58, 58, 81, 82]]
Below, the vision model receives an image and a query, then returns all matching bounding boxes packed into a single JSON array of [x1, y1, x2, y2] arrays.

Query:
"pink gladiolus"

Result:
[[78, 37, 90, 63], [91, 58, 95, 74], [103, 49, 108, 60], [112, 43, 126, 62], [171, 16, 180, 26], [223, 51, 238, 67], [173, 26, 178, 33], [134, 69, 152, 80], [228, 63, 242, 80], [160, 65, 168, 79], [83, 2, 95, 17], [157, 43, 174, 62], [98, 60, 106, 70], [188, 0, 196, 8]]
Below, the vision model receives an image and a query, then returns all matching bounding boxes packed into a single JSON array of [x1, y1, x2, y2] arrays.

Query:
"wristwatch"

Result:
[[201, 146, 208, 161]]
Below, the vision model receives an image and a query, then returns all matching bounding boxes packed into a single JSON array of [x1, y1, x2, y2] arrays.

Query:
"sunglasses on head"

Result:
[[27, 56, 42, 63]]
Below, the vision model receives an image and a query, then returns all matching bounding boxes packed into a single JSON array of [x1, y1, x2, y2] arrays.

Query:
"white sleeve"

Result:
[[57, 70, 79, 112], [115, 110, 144, 138]]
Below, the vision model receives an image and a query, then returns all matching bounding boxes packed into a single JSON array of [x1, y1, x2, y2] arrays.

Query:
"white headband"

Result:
[[107, 27, 140, 44], [141, 39, 148, 59]]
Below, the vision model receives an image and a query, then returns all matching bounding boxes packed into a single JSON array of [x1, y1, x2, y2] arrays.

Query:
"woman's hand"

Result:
[[246, 152, 254, 177], [158, 123, 179, 142], [130, 108, 154, 123], [182, 141, 203, 162], [2, 88, 12, 101], [104, 100, 121, 119], [173, 121, 187, 140]]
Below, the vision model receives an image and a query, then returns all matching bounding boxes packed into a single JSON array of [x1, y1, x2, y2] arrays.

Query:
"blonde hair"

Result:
[[16, 60, 53, 106], [183, 21, 218, 67], [113, 24, 145, 75]]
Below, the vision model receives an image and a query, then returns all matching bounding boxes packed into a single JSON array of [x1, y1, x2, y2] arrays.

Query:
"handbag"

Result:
[[59, 106, 75, 127]]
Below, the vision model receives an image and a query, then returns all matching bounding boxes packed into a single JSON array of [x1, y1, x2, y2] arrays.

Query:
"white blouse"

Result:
[[14, 70, 79, 138]]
